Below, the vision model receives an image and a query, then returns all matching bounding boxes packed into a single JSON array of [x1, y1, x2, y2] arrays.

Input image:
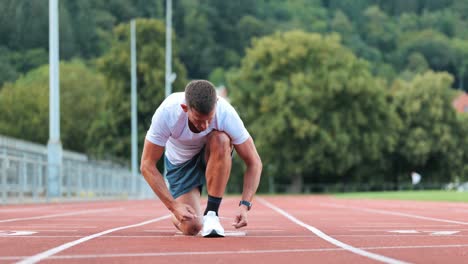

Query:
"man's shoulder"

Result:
[[155, 93, 185, 122], [216, 96, 235, 112], [159, 93, 184, 113], [215, 96, 244, 127], [164, 92, 185, 106]]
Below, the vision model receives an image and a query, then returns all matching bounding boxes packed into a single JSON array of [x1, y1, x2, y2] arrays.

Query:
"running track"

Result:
[[1, 195, 467, 263]]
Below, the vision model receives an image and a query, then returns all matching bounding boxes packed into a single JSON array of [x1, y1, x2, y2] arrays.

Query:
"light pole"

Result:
[[47, 0, 62, 198], [130, 19, 138, 196], [165, 0, 176, 98]]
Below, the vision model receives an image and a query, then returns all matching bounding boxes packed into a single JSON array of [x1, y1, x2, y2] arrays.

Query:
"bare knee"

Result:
[[207, 131, 231, 153], [179, 219, 203, 236]]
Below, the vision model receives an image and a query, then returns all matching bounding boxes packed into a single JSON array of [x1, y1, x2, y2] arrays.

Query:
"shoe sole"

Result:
[[202, 230, 225, 238]]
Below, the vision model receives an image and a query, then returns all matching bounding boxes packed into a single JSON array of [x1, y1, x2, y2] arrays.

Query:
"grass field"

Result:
[[333, 190, 468, 202]]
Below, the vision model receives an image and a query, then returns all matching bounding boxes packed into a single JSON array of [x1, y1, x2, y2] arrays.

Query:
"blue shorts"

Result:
[[164, 148, 207, 199]]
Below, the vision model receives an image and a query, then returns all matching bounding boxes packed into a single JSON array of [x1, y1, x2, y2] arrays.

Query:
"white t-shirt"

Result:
[[146, 92, 250, 165]]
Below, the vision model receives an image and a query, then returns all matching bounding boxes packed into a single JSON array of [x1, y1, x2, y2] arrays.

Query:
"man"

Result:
[[140, 80, 262, 237]]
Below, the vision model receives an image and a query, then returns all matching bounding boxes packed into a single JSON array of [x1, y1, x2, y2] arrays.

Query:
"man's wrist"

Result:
[[167, 200, 178, 212], [239, 200, 252, 211]]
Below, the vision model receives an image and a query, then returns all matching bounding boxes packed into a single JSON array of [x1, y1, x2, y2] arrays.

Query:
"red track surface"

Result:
[[1, 196, 467, 263]]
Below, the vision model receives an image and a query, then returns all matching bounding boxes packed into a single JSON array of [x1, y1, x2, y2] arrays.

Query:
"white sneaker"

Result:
[[202, 211, 225, 237]]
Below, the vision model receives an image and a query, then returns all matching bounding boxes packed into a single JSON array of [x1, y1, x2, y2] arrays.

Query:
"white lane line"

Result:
[[344, 224, 460, 227], [0, 226, 96, 228], [0, 207, 54, 213], [1, 235, 315, 239], [258, 198, 409, 264], [15, 214, 171, 264], [5, 234, 468, 239], [320, 203, 468, 225], [3, 244, 468, 260], [0, 231, 37, 236], [0, 208, 123, 223], [0, 230, 78, 232]]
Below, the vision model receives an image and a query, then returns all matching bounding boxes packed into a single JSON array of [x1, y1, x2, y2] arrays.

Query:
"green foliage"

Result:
[[229, 31, 399, 190], [0, 46, 19, 86], [1, 0, 467, 84], [396, 30, 457, 77], [330, 10, 354, 38], [0, 0, 49, 51], [0, 61, 105, 152], [454, 111, 468, 182], [452, 38, 468, 89], [90, 18, 188, 160], [208, 67, 227, 86], [174, 0, 266, 78], [361, 6, 398, 52], [390, 72, 460, 182], [1, 0, 467, 190]]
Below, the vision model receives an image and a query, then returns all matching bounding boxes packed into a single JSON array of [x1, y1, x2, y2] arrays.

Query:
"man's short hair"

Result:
[[185, 80, 217, 114]]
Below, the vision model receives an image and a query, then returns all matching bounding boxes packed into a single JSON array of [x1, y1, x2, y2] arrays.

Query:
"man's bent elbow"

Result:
[[255, 156, 263, 175], [140, 161, 150, 178]]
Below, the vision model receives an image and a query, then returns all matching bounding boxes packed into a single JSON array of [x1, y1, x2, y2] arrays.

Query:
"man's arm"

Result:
[[232, 136, 262, 228], [235, 136, 262, 203], [140, 139, 196, 221]]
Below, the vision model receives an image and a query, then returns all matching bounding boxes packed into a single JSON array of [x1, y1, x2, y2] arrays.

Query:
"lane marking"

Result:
[[9, 234, 467, 239], [0, 208, 123, 223], [3, 244, 468, 260], [0, 235, 316, 239], [334, 234, 467, 237], [15, 214, 171, 264], [320, 203, 468, 225], [387, 230, 460, 236], [0, 231, 37, 236], [345, 224, 460, 227], [0, 230, 77, 232], [427, 231, 459, 236], [258, 198, 409, 264], [0, 207, 55, 213], [389, 230, 419, 234], [175, 230, 246, 237]]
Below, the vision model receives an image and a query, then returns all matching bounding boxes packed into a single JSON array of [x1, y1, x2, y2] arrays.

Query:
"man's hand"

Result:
[[232, 206, 249, 229], [171, 202, 197, 222]]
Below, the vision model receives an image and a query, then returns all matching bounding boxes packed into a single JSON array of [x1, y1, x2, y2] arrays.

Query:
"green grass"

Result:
[[333, 190, 468, 202]]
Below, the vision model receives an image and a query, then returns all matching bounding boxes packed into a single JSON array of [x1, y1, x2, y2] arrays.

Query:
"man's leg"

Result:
[[171, 187, 203, 236], [200, 131, 232, 237], [204, 131, 232, 215]]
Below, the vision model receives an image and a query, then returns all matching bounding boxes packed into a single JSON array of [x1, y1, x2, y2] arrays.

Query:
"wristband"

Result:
[[239, 200, 252, 210]]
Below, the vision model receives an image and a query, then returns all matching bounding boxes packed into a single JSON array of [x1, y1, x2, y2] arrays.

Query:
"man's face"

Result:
[[182, 104, 215, 133]]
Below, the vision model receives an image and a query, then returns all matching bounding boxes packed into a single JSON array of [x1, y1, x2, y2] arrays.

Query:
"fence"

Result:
[[0, 135, 154, 204]]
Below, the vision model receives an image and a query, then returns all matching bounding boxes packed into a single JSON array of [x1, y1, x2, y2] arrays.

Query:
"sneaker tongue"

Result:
[[207, 211, 216, 216]]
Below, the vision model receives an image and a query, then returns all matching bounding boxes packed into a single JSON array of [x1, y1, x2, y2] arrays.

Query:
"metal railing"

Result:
[[0, 135, 154, 204]]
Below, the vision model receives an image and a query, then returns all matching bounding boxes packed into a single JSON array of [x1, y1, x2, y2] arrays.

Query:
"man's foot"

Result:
[[202, 211, 225, 237]]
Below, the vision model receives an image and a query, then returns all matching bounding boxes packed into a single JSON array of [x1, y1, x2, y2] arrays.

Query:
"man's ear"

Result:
[[181, 103, 189, 113]]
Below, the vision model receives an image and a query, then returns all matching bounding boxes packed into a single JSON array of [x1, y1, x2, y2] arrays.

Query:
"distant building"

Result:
[[453, 93, 468, 113]]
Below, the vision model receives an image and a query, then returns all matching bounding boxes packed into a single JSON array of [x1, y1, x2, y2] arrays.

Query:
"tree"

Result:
[[0, 61, 106, 153], [399, 52, 430, 81], [419, 9, 458, 37], [174, 0, 263, 78], [361, 6, 398, 52], [330, 10, 354, 39], [91, 18, 188, 160], [396, 30, 457, 75], [0, 46, 19, 87], [455, 113, 468, 182], [389, 71, 461, 185], [452, 38, 468, 90], [228, 30, 399, 192]]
